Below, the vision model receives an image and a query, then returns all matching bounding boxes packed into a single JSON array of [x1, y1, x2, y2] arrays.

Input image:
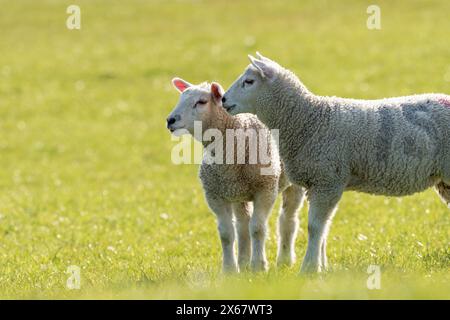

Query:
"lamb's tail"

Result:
[[435, 182, 450, 208]]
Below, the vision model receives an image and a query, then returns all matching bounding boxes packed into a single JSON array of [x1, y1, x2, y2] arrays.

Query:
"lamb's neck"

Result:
[[261, 75, 318, 129], [201, 106, 235, 149], [257, 73, 328, 155]]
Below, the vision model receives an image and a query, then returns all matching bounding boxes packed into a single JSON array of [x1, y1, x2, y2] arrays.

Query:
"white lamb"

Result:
[[167, 78, 305, 272], [223, 52, 450, 273]]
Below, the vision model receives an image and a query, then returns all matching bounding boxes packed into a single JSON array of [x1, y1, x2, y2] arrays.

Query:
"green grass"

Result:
[[0, 0, 448, 299]]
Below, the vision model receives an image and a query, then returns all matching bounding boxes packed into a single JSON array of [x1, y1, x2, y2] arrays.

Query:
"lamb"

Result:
[[222, 52, 450, 273], [167, 78, 305, 272]]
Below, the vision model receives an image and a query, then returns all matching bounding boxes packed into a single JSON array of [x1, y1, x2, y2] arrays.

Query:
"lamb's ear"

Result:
[[256, 51, 269, 61], [256, 51, 275, 63], [248, 55, 275, 79], [172, 77, 192, 93], [210, 82, 224, 104]]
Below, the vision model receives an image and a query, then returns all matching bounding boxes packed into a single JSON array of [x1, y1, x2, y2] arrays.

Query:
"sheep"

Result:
[[167, 78, 305, 272], [222, 52, 450, 273]]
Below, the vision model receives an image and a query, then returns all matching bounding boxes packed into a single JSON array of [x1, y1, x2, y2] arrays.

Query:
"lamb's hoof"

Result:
[[251, 260, 268, 273], [321, 263, 331, 273], [277, 254, 296, 267], [299, 262, 321, 275], [238, 261, 250, 273], [222, 264, 238, 274]]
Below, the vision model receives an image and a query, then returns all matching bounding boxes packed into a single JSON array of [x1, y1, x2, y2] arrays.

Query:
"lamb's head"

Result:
[[223, 52, 282, 116], [167, 78, 225, 136]]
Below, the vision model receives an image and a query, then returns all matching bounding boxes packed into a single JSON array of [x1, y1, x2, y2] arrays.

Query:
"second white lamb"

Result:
[[167, 78, 305, 272]]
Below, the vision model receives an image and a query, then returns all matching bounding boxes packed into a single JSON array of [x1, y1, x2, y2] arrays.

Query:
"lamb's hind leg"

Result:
[[250, 190, 277, 272], [232, 202, 252, 271], [435, 182, 450, 208], [320, 220, 332, 271], [277, 185, 305, 267]]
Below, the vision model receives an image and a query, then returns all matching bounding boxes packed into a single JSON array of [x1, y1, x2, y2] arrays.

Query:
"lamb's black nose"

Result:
[[221, 97, 226, 103], [167, 117, 176, 126]]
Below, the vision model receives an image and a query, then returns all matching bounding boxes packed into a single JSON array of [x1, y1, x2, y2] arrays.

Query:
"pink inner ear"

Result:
[[174, 80, 189, 92], [211, 84, 222, 100]]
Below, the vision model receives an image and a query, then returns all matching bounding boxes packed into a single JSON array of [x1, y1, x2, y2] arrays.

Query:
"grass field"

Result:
[[0, 0, 448, 299]]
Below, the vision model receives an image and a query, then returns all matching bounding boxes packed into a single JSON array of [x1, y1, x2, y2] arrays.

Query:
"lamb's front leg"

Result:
[[207, 198, 237, 273], [232, 202, 252, 271], [300, 187, 342, 274], [250, 190, 277, 272]]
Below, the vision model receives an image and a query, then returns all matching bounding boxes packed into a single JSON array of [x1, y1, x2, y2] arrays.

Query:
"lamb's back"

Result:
[[332, 93, 450, 195]]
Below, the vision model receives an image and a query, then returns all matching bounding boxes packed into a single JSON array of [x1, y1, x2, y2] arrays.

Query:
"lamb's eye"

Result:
[[194, 100, 207, 108], [243, 79, 254, 87]]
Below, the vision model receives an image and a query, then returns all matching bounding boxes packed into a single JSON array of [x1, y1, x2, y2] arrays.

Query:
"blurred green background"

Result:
[[0, 0, 448, 299]]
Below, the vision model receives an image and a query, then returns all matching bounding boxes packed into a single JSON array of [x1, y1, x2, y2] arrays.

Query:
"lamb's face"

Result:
[[167, 79, 225, 136], [167, 87, 211, 136], [223, 53, 279, 116], [222, 66, 263, 115]]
